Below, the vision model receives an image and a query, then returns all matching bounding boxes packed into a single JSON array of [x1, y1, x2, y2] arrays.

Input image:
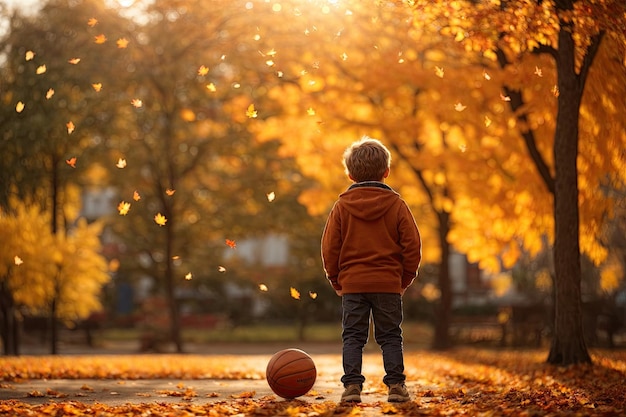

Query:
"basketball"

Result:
[[266, 348, 317, 399]]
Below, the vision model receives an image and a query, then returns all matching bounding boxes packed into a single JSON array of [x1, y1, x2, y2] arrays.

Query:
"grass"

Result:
[[98, 321, 433, 346]]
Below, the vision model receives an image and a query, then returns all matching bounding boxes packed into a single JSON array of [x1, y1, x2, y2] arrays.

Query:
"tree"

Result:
[[406, 0, 626, 364]]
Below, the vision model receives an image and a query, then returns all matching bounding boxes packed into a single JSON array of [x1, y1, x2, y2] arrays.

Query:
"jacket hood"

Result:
[[338, 182, 400, 221]]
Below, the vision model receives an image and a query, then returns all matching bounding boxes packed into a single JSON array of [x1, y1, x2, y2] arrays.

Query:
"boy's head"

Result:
[[342, 136, 391, 183]]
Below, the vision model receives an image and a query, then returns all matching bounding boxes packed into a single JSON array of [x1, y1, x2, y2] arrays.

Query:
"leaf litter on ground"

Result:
[[0, 348, 625, 416]]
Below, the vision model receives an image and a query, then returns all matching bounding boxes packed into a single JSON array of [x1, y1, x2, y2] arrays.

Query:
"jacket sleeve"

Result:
[[398, 202, 422, 289], [321, 204, 342, 290]]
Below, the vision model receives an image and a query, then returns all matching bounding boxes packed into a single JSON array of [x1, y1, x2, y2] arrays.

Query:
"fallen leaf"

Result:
[[66, 157, 77, 168], [154, 213, 167, 226], [290, 287, 300, 300], [246, 104, 258, 118], [117, 201, 131, 216]]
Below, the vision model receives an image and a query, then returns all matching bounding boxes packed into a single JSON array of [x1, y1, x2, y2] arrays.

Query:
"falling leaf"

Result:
[[36, 65, 46, 75], [198, 65, 209, 76], [166, 189, 175, 196], [534, 66, 543, 77], [14, 256, 23, 266], [68, 58, 81, 64], [552, 85, 560, 97], [116, 158, 127, 168], [66, 121, 75, 134], [185, 272, 193, 280], [259, 284, 268, 291], [116, 38, 129, 48], [218, 266, 226, 273], [483, 70, 491, 80], [154, 213, 167, 226], [484, 116, 492, 127], [66, 157, 77, 168], [500, 93, 511, 102], [133, 190, 141, 201], [15, 102, 25, 113], [265, 59, 275, 67], [266, 191, 275, 202], [309, 291, 318, 299], [25, 50, 35, 61], [87, 18, 98, 27], [454, 102, 467, 112], [290, 287, 301, 300], [46, 88, 55, 99], [225, 239, 237, 249], [206, 83, 217, 92], [340, 52, 348, 61], [94, 34, 107, 44], [306, 107, 315, 116], [92, 83, 103, 92], [131, 98, 143, 108], [117, 201, 131, 215], [246, 104, 258, 118], [435, 66, 444, 78]]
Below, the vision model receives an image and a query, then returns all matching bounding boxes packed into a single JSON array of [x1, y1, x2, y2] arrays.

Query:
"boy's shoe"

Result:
[[388, 383, 410, 402], [341, 384, 362, 402]]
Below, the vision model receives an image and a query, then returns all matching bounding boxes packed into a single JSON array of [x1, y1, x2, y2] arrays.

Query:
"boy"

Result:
[[321, 137, 421, 403]]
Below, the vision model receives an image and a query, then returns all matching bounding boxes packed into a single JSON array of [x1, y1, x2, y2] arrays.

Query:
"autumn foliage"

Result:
[[1, 349, 626, 416]]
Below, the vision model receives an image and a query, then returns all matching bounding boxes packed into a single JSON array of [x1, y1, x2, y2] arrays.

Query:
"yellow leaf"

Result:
[[534, 66, 543, 77], [290, 287, 300, 300], [36, 65, 46, 75], [15, 101, 25, 113], [259, 283, 268, 291], [116, 158, 127, 168], [66, 121, 75, 134], [25, 50, 35, 61], [133, 190, 141, 201], [87, 18, 98, 27], [116, 38, 129, 48], [198, 65, 209, 76], [117, 201, 131, 216], [246, 104, 258, 118], [131, 98, 143, 108], [66, 157, 77, 168], [454, 102, 466, 112], [154, 213, 167, 226], [218, 266, 226, 273], [185, 272, 193, 280], [206, 83, 217, 92], [435, 66, 444, 78], [68, 58, 81, 64], [46, 88, 55, 99], [94, 34, 107, 44], [266, 191, 275, 202], [306, 107, 315, 116], [309, 291, 317, 299], [14, 255, 23, 266], [92, 83, 103, 92], [166, 189, 175, 196]]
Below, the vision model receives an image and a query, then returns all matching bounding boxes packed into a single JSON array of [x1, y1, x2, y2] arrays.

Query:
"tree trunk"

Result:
[[165, 214, 183, 353], [0, 283, 19, 356], [546, 22, 591, 366], [432, 210, 452, 350], [50, 296, 59, 355]]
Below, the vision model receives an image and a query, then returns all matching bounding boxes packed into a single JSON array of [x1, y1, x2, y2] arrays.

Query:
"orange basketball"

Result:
[[266, 348, 317, 399]]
